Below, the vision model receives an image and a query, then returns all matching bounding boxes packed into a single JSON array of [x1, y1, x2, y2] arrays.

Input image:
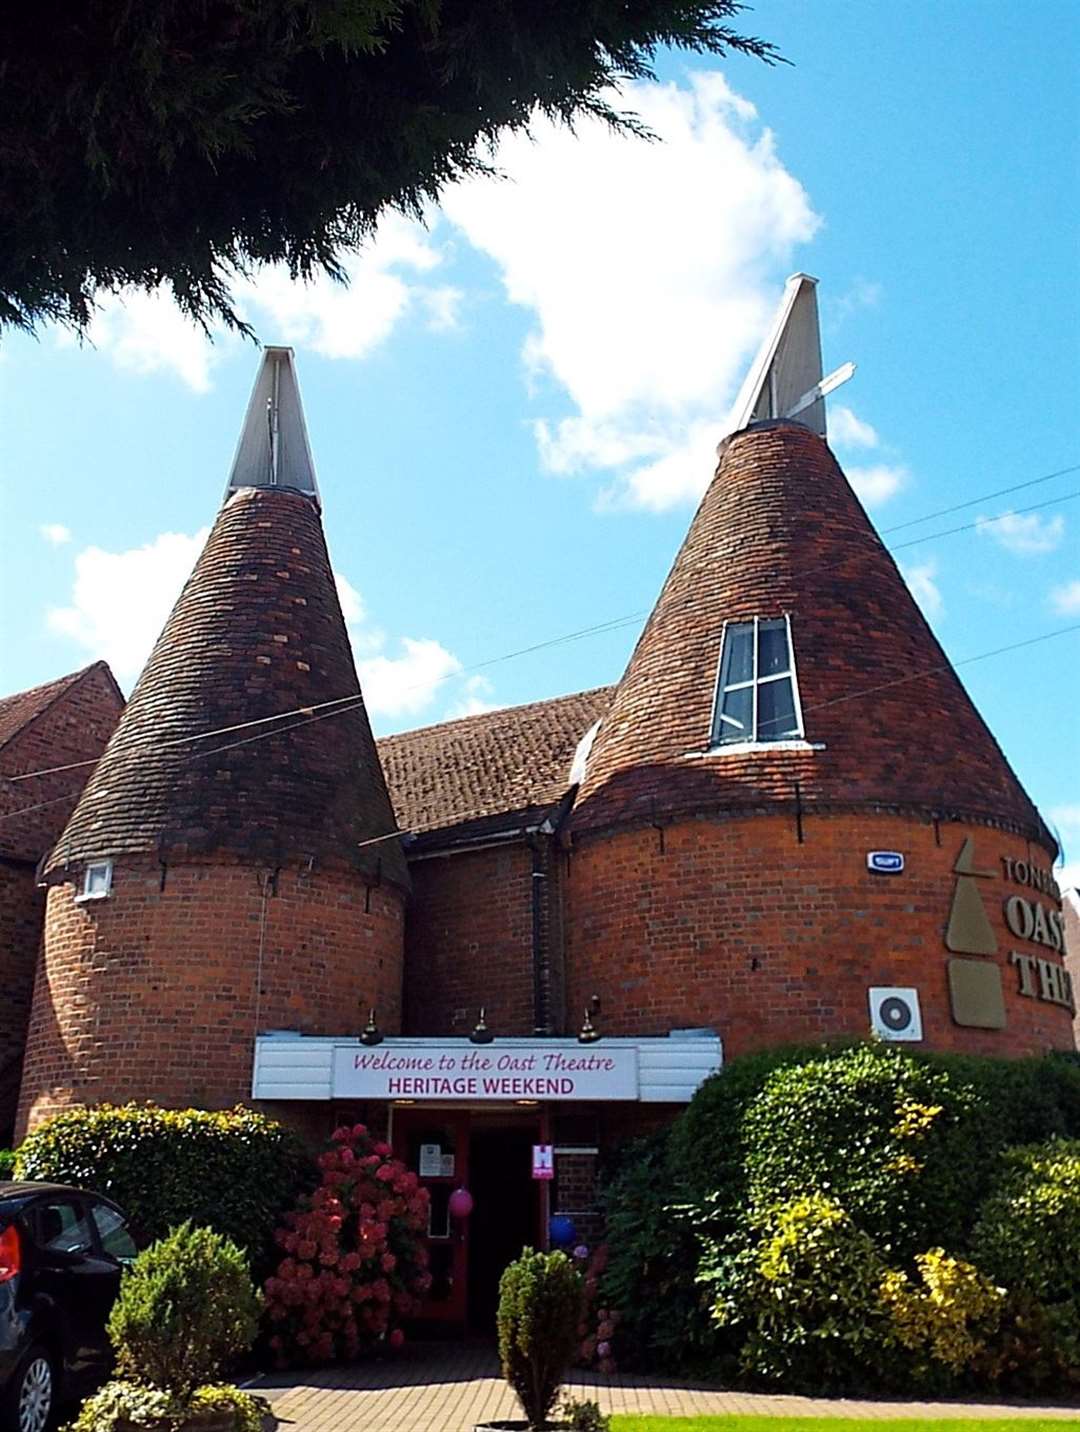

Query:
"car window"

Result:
[[90, 1203, 137, 1262], [33, 1200, 95, 1256]]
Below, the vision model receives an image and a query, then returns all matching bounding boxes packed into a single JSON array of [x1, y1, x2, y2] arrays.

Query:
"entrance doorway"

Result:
[[390, 1106, 546, 1334], [467, 1121, 542, 1329]]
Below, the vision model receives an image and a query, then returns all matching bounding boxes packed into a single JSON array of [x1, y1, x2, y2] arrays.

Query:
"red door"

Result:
[[392, 1109, 470, 1325]]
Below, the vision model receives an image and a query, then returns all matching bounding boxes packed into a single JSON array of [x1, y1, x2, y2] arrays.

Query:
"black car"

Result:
[[0, 1183, 136, 1432]]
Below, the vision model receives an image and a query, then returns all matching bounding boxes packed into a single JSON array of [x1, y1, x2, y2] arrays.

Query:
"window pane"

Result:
[[91, 1204, 137, 1261], [758, 620, 790, 678], [719, 623, 753, 687], [715, 685, 752, 742], [34, 1201, 94, 1256], [758, 677, 798, 738]]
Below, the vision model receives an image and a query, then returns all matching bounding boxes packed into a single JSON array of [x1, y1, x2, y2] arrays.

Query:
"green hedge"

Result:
[[0, 1149, 14, 1179], [601, 1044, 1080, 1392], [15, 1104, 310, 1269]]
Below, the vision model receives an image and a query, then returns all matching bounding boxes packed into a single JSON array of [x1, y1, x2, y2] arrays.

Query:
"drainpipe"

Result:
[[529, 832, 547, 1035]]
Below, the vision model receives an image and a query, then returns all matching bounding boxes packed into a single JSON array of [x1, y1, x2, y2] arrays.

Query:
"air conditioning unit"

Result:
[[868, 987, 922, 1041]]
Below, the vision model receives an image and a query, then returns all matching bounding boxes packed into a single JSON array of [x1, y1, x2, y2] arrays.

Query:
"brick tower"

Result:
[[18, 348, 408, 1133], [566, 277, 1072, 1058]]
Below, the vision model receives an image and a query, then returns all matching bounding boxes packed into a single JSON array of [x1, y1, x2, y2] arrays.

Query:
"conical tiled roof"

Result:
[[44, 485, 407, 885], [572, 420, 1050, 847]]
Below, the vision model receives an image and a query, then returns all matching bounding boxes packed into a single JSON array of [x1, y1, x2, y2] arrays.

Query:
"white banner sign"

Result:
[[332, 1043, 639, 1102]]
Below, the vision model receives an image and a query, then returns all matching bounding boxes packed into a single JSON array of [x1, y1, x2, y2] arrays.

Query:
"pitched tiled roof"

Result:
[[573, 420, 1051, 848], [378, 687, 613, 848], [0, 666, 99, 754], [45, 487, 407, 885]]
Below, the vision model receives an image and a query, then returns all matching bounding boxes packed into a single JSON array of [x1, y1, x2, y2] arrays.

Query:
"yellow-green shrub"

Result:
[[880, 1249, 1004, 1374]]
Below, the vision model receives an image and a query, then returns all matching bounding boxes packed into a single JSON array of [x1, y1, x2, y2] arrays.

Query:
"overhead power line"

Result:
[[4, 461, 1077, 789]]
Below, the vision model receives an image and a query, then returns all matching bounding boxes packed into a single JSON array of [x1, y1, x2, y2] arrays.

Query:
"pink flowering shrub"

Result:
[[573, 1243, 619, 1375], [263, 1124, 431, 1366]]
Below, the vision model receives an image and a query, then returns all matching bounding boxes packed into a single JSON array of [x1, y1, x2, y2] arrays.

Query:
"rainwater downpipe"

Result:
[[528, 831, 547, 1035]]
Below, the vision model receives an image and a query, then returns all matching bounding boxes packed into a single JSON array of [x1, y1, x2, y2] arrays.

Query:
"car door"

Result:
[[29, 1197, 121, 1384], [85, 1201, 134, 1368]]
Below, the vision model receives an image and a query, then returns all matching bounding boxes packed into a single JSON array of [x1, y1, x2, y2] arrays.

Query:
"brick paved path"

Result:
[[255, 1340, 1080, 1431]]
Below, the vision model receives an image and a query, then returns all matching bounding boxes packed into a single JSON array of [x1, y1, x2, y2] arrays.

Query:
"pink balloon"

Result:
[[448, 1187, 474, 1220]]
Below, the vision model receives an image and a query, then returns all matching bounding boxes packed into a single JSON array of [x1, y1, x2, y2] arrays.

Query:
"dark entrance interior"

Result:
[[467, 1122, 540, 1330]]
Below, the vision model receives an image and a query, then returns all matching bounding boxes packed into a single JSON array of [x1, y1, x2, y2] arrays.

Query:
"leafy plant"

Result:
[[0, 1149, 14, 1178], [15, 1103, 310, 1272], [497, 1248, 583, 1430], [880, 1249, 1004, 1375], [599, 1136, 719, 1373], [741, 1045, 980, 1259], [263, 1122, 431, 1366], [109, 1223, 261, 1399], [65, 1379, 267, 1431], [709, 1195, 893, 1391], [970, 1138, 1080, 1388], [558, 1397, 611, 1432]]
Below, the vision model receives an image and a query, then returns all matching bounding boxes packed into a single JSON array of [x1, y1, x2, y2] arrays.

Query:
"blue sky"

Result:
[[1, 2, 1078, 882]]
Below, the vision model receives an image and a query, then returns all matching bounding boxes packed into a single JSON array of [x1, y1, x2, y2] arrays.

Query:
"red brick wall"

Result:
[[0, 664, 123, 861], [17, 855, 404, 1134], [403, 844, 535, 1037], [1066, 892, 1080, 1049], [566, 813, 1075, 1059], [0, 862, 41, 1068]]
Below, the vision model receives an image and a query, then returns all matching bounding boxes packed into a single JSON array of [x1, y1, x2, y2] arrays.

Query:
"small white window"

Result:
[[79, 860, 113, 900], [711, 616, 804, 746]]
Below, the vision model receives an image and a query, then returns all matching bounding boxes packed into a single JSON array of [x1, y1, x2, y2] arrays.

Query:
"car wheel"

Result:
[[5, 1348, 53, 1432]]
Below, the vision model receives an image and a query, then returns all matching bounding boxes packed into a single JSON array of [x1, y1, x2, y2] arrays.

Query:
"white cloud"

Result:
[[443, 675, 501, 720], [47, 529, 210, 686], [847, 463, 908, 506], [48, 530, 484, 725], [59, 287, 228, 392], [976, 509, 1065, 556], [439, 72, 821, 510], [59, 212, 454, 389], [829, 405, 879, 451], [900, 558, 944, 619], [358, 638, 462, 720], [40, 523, 72, 546], [1050, 578, 1080, 614]]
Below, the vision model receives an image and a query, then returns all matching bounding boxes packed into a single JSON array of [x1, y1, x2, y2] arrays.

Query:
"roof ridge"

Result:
[[0, 662, 115, 753], [376, 685, 615, 746]]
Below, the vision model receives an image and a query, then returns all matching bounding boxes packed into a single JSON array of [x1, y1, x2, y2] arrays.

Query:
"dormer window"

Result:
[[78, 860, 113, 901], [711, 616, 803, 746]]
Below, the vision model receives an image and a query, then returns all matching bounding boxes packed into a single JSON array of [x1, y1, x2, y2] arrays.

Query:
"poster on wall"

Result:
[[418, 1144, 443, 1177]]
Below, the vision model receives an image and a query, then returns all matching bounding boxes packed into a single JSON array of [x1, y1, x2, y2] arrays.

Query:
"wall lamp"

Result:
[[359, 1006, 384, 1046], [578, 994, 602, 1044], [469, 1007, 494, 1044]]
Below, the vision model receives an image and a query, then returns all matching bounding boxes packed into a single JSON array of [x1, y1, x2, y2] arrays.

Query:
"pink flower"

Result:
[[388, 1327, 405, 1349], [375, 1164, 395, 1183], [597, 1341, 611, 1359], [332, 1125, 352, 1143], [373, 1141, 392, 1157], [381, 1252, 397, 1273], [351, 1123, 368, 1139]]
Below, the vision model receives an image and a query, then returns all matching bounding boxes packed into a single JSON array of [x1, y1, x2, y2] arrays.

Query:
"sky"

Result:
[[1, 2, 1078, 884]]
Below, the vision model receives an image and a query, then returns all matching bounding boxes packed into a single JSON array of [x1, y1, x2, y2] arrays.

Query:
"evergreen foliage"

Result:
[[14, 1103, 311, 1270], [497, 1248, 583, 1430], [0, 2, 780, 337], [108, 1222, 261, 1400], [599, 1044, 1080, 1393]]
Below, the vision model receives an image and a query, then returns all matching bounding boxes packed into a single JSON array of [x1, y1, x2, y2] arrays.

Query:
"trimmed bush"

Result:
[[599, 1133, 717, 1372], [0, 1149, 14, 1179], [880, 1249, 1004, 1376], [66, 1380, 267, 1432], [970, 1137, 1080, 1387], [742, 1044, 979, 1258], [108, 1222, 261, 1399], [709, 1194, 892, 1391], [497, 1249, 583, 1430], [263, 1122, 431, 1366], [16, 1103, 310, 1268]]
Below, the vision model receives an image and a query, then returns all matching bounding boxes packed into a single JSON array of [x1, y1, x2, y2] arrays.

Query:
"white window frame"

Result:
[[709, 614, 805, 747], [76, 859, 113, 902]]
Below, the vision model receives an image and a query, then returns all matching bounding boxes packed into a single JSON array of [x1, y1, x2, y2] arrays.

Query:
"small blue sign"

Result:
[[867, 851, 905, 874]]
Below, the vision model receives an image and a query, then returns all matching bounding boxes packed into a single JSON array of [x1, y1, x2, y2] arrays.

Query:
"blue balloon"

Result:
[[549, 1215, 577, 1248]]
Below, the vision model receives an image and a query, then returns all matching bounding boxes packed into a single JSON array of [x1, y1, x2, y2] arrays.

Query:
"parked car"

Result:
[[0, 1182, 136, 1432]]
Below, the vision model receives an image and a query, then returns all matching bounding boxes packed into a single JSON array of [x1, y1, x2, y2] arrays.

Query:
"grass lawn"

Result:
[[610, 1420, 1080, 1431]]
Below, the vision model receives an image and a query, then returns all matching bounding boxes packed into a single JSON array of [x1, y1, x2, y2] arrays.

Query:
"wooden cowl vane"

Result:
[[44, 348, 407, 889], [571, 284, 1049, 850]]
